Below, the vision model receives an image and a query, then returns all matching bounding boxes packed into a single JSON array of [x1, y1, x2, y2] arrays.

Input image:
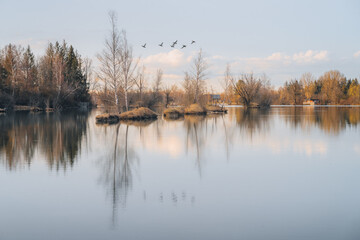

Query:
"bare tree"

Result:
[[190, 49, 207, 104], [164, 84, 176, 107], [53, 51, 66, 108], [221, 63, 232, 104], [182, 71, 194, 105], [97, 11, 122, 111], [153, 69, 163, 93], [149, 69, 163, 106], [119, 30, 138, 111], [82, 57, 99, 92], [257, 74, 272, 107], [231, 73, 263, 107], [135, 66, 147, 105]]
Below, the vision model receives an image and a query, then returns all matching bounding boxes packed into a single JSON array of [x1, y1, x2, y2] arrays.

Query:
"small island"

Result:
[[96, 107, 158, 124]]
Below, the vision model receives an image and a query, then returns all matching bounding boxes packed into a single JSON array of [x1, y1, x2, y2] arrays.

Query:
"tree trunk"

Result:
[[124, 89, 128, 111]]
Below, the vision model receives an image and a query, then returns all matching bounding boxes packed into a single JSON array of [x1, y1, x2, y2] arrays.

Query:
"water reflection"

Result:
[[279, 107, 360, 135], [96, 122, 142, 224], [1, 107, 359, 172], [1, 107, 360, 239], [184, 115, 207, 175], [0, 111, 89, 170], [235, 108, 270, 138]]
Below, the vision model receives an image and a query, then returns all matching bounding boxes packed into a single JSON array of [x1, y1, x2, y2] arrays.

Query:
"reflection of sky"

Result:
[[1, 107, 360, 240]]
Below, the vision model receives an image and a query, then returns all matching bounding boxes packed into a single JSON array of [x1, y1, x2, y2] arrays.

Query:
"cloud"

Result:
[[292, 50, 328, 63], [267, 52, 291, 61], [229, 50, 329, 73], [354, 51, 360, 58], [239, 49, 328, 65], [143, 49, 186, 68], [223, 49, 330, 85]]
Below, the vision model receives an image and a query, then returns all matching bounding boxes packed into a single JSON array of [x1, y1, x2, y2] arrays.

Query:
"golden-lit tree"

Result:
[[319, 70, 344, 104], [300, 72, 316, 100]]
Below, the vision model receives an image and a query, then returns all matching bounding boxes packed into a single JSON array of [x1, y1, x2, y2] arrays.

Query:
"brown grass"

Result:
[[205, 105, 228, 113], [118, 107, 158, 120], [163, 107, 185, 118], [184, 104, 207, 115]]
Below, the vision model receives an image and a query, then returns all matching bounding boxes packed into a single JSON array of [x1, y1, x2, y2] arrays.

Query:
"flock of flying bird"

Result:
[[141, 40, 196, 49]]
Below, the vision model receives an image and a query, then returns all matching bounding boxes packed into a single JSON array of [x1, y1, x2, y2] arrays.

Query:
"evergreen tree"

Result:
[[0, 63, 9, 92]]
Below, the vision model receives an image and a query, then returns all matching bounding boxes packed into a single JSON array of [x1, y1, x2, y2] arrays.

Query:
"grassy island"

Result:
[[96, 107, 158, 124]]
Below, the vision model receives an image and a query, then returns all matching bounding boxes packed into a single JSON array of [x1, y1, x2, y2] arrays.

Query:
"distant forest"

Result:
[[0, 42, 90, 110], [223, 69, 360, 107], [271, 71, 360, 105]]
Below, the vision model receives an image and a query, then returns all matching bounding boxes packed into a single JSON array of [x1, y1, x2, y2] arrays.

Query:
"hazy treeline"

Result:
[[223, 68, 360, 106], [0, 42, 90, 110]]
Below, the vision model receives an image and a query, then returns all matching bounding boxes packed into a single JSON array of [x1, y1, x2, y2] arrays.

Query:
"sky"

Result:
[[1, 0, 360, 90]]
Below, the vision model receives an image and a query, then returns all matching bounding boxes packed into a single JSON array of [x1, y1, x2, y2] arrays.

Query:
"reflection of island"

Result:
[[0, 111, 89, 170], [280, 107, 360, 135]]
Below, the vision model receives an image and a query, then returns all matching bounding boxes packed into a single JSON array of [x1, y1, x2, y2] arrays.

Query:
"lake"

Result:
[[1, 106, 360, 240]]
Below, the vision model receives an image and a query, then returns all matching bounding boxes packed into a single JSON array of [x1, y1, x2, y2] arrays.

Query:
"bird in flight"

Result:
[[159, 42, 163, 47], [170, 43, 176, 48], [173, 40, 178, 45], [191, 40, 196, 44], [142, 43, 146, 48], [181, 45, 186, 49]]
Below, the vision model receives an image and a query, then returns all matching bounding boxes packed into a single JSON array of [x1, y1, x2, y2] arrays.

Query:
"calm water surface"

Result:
[[1, 107, 360, 240]]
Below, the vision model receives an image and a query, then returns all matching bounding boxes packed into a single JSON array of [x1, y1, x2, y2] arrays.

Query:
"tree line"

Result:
[[221, 66, 360, 107], [274, 71, 360, 105], [0, 41, 90, 110]]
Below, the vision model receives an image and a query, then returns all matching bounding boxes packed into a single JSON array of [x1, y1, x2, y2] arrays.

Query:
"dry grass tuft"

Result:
[[163, 107, 185, 118], [184, 104, 206, 115], [118, 107, 158, 120]]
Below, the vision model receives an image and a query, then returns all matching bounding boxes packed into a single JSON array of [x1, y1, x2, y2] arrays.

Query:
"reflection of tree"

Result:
[[121, 119, 156, 148], [184, 115, 206, 176], [235, 108, 270, 138], [97, 123, 139, 224], [281, 107, 360, 135], [221, 114, 230, 161], [0, 111, 89, 170], [183, 113, 232, 175]]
